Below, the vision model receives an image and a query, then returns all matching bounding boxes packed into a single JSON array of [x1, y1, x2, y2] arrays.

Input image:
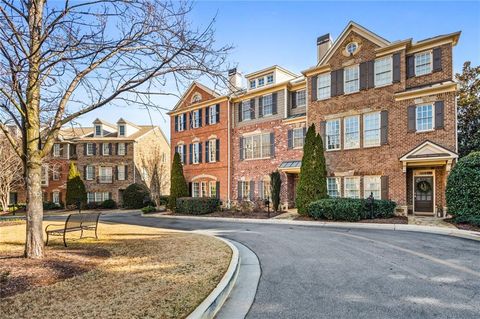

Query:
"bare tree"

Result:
[[0, 130, 23, 214], [139, 145, 169, 205], [0, 0, 231, 258]]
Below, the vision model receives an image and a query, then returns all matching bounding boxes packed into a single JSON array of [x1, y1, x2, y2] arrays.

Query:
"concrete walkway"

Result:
[[408, 216, 456, 229]]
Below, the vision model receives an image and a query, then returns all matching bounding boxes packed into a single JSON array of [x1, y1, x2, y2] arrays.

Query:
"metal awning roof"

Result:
[[278, 160, 302, 171]]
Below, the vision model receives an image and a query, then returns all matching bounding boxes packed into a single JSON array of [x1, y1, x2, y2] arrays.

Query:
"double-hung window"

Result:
[[344, 116, 360, 149], [296, 90, 306, 107], [41, 165, 48, 186], [374, 56, 393, 87], [344, 177, 360, 199], [416, 104, 433, 131], [326, 119, 341, 150], [86, 143, 94, 156], [344, 65, 359, 94], [87, 192, 95, 203], [327, 177, 341, 198], [52, 191, 60, 205], [117, 165, 126, 181], [177, 114, 185, 131], [244, 133, 271, 160], [102, 143, 110, 156], [209, 105, 217, 124], [364, 176, 381, 199], [208, 139, 217, 163], [363, 112, 381, 147], [242, 100, 251, 121], [52, 165, 60, 181], [415, 51, 432, 76], [262, 94, 273, 116], [192, 182, 200, 197], [99, 166, 113, 183], [240, 181, 250, 200], [119, 125, 126, 137], [94, 125, 102, 137], [317, 73, 331, 100], [192, 142, 200, 164], [53, 144, 61, 157], [118, 143, 126, 155], [201, 181, 208, 197], [292, 128, 305, 148], [209, 181, 217, 197], [192, 110, 201, 128], [86, 165, 95, 180], [177, 145, 185, 163]]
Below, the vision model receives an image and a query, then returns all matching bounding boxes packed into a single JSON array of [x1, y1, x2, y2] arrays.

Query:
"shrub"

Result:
[[141, 206, 157, 214], [176, 197, 220, 215], [85, 202, 99, 210], [43, 201, 61, 210], [158, 195, 169, 206], [306, 198, 396, 222], [100, 199, 116, 209], [446, 151, 480, 220], [270, 171, 282, 212], [66, 163, 87, 207], [123, 183, 151, 209], [169, 152, 189, 211]]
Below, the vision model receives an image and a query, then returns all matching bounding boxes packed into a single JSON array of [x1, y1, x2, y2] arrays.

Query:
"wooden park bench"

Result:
[[45, 213, 101, 247]]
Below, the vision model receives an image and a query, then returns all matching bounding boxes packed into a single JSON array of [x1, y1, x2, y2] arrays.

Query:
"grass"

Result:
[[0, 222, 231, 319]]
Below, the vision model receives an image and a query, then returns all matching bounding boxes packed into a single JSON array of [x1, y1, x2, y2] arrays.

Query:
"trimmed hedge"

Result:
[[446, 151, 480, 221], [123, 183, 151, 209], [100, 199, 116, 209], [176, 197, 220, 215], [306, 198, 396, 222], [141, 206, 157, 214]]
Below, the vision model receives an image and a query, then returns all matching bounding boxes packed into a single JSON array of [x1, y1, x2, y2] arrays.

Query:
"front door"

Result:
[[414, 176, 434, 213]]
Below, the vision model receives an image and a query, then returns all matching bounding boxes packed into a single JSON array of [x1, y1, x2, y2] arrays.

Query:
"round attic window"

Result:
[[346, 42, 358, 55], [191, 93, 202, 103]]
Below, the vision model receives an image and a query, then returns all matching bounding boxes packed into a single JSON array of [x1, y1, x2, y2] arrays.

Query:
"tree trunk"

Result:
[[24, 158, 44, 258]]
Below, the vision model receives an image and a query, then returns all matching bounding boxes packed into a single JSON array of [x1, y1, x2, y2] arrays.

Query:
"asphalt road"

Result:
[[101, 213, 480, 319]]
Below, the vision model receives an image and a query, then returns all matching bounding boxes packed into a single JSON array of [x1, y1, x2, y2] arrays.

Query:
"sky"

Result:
[[75, 0, 480, 140]]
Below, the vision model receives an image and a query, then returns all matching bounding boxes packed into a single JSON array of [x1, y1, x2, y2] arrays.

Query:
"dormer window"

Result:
[[94, 124, 102, 137], [119, 125, 126, 137], [249, 80, 256, 89], [258, 78, 265, 87], [266, 74, 274, 84]]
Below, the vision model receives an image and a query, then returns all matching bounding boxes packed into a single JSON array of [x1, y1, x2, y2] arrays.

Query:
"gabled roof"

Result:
[[117, 117, 141, 129], [399, 140, 458, 162], [317, 21, 390, 66], [244, 65, 299, 80], [170, 81, 221, 113], [92, 118, 116, 130]]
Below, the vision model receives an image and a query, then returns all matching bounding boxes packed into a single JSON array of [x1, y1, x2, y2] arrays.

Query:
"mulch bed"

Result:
[[166, 210, 283, 219], [444, 218, 480, 232], [295, 216, 409, 224], [0, 248, 109, 298]]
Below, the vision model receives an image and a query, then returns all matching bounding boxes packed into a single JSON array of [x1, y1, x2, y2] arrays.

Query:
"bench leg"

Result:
[[63, 233, 67, 247], [95, 227, 98, 240], [80, 228, 84, 239], [46, 232, 49, 246]]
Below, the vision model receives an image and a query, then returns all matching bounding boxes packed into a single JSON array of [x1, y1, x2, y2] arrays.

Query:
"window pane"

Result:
[[327, 178, 340, 198], [344, 66, 359, 93], [293, 128, 305, 148], [262, 94, 273, 116], [363, 113, 381, 147], [296, 90, 306, 106], [416, 104, 433, 131], [209, 105, 217, 124], [344, 177, 360, 199], [364, 176, 381, 199], [344, 116, 360, 149], [375, 56, 392, 86], [242, 100, 251, 121], [415, 52, 432, 76], [317, 73, 331, 100], [326, 119, 340, 150]]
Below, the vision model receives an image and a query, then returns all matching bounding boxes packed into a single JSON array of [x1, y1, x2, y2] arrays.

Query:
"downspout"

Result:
[[227, 97, 231, 208]]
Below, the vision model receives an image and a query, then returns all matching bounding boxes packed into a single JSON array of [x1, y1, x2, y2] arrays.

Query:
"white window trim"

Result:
[[327, 177, 341, 198], [86, 165, 94, 181], [192, 182, 200, 197], [292, 127, 305, 149], [209, 105, 217, 125], [296, 90, 306, 107], [177, 115, 185, 132], [249, 80, 256, 89], [363, 112, 381, 148], [192, 142, 200, 164], [374, 55, 393, 88], [99, 166, 113, 183], [241, 101, 252, 121], [414, 51, 433, 77], [363, 175, 381, 199], [52, 191, 60, 204], [209, 139, 217, 163], [326, 119, 341, 151], [257, 77, 265, 87], [192, 110, 201, 128], [117, 165, 126, 181], [86, 143, 94, 156], [209, 181, 217, 197], [343, 115, 360, 150], [94, 124, 103, 137], [52, 165, 60, 181], [415, 104, 435, 132], [53, 144, 61, 157], [344, 176, 361, 199], [118, 143, 126, 156], [262, 94, 273, 117], [118, 125, 126, 137], [344, 65, 360, 94], [243, 133, 271, 160], [266, 74, 274, 84], [102, 143, 110, 156], [317, 73, 331, 101]]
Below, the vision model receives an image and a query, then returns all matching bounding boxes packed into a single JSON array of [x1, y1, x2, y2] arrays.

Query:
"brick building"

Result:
[[168, 82, 230, 202], [169, 21, 460, 216]]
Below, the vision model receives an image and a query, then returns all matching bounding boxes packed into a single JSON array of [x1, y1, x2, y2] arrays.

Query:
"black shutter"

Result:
[[216, 139, 220, 162], [330, 70, 337, 97], [258, 96, 263, 118], [183, 114, 187, 130], [381, 110, 388, 145], [249, 181, 255, 201], [125, 165, 128, 179], [182, 145, 187, 164], [272, 92, 278, 115], [115, 166, 118, 180], [381, 176, 389, 200], [311, 75, 318, 101], [433, 47, 442, 72], [174, 115, 178, 132], [360, 61, 368, 90], [205, 141, 209, 163], [291, 91, 297, 108], [408, 105, 416, 132], [189, 182, 192, 197], [84, 143, 87, 156], [216, 104, 220, 123], [115, 143, 119, 155], [250, 98, 256, 119], [198, 109, 202, 127], [287, 129, 293, 149], [198, 143, 202, 163], [392, 53, 401, 83], [93, 143, 97, 155], [100, 143, 104, 155], [258, 181, 264, 200], [367, 61, 375, 89], [189, 144, 193, 164], [238, 103, 243, 122], [216, 181, 220, 199], [205, 107, 209, 126], [320, 121, 326, 149], [270, 132, 275, 157], [239, 137, 244, 161], [407, 55, 415, 78], [124, 143, 128, 155], [337, 69, 344, 95], [109, 143, 112, 155], [435, 100, 444, 129], [83, 166, 87, 180], [188, 112, 192, 129], [238, 181, 242, 200], [92, 166, 96, 179]]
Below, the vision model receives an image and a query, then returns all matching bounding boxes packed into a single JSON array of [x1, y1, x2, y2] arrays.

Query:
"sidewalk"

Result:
[[408, 215, 457, 229]]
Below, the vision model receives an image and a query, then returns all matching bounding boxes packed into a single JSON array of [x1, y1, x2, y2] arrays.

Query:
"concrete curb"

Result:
[[187, 236, 240, 319], [144, 213, 480, 242]]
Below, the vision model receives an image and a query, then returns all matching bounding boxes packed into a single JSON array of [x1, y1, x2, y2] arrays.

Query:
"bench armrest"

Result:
[[45, 224, 64, 232]]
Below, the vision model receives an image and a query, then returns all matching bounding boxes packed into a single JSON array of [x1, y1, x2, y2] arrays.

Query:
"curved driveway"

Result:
[[102, 213, 480, 319]]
